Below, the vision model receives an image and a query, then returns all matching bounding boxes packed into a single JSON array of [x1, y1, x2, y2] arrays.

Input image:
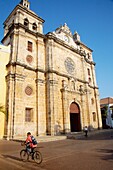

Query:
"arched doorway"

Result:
[[70, 102, 81, 132]]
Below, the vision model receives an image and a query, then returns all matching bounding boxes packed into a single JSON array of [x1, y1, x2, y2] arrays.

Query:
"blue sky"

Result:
[[0, 0, 113, 99]]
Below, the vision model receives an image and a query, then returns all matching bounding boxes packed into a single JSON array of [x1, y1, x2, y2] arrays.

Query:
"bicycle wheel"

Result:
[[33, 151, 42, 164], [20, 149, 29, 161]]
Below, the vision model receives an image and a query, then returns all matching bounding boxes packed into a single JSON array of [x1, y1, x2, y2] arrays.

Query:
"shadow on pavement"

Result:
[[83, 134, 113, 140], [101, 154, 113, 161], [1, 154, 45, 169], [97, 148, 113, 161], [2, 154, 21, 162], [97, 148, 113, 154]]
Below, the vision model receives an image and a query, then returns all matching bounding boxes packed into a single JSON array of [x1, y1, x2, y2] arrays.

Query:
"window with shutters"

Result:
[[87, 68, 90, 76], [92, 112, 96, 122], [28, 41, 32, 52], [89, 77, 91, 83], [25, 108, 33, 122]]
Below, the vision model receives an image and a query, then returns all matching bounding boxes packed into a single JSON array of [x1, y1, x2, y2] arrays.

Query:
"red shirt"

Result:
[[26, 135, 37, 148]]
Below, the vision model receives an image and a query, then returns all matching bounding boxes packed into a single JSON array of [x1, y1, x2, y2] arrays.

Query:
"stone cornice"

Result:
[[6, 61, 98, 89], [6, 61, 36, 72], [84, 57, 96, 65], [45, 33, 95, 66], [45, 33, 78, 53], [35, 78, 45, 84], [5, 73, 25, 81], [1, 23, 45, 43], [45, 69, 98, 89], [6, 61, 86, 83], [45, 69, 88, 84], [6, 61, 45, 73], [3, 4, 45, 26], [80, 41, 93, 52], [60, 88, 81, 95], [88, 84, 99, 90]]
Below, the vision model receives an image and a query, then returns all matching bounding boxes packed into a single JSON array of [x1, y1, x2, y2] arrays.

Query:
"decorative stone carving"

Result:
[[62, 80, 68, 90], [26, 55, 33, 64], [73, 31, 80, 42], [52, 23, 78, 49], [55, 23, 72, 37], [25, 86, 33, 95], [64, 57, 75, 74]]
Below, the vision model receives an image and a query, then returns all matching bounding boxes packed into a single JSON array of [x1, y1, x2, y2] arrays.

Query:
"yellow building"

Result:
[[0, 44, 10, 139], [1, 0, 102, 139]]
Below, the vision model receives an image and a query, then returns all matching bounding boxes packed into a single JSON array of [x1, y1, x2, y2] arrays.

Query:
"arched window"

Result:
[[32, 23, 37, 31], [27, 41, 33, 52], [87, 68, 90, 76], [24, 18, 29, 28], [89, 77, 91, 83], [91, 98, 94, 104], [92, 112, 96, 122]]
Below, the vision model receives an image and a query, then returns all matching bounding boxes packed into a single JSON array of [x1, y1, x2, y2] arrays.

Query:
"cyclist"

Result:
[[25, 132, 38, 154]]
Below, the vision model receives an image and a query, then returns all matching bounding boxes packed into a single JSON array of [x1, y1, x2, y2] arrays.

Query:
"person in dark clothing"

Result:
[[84, 126, 88, 137]]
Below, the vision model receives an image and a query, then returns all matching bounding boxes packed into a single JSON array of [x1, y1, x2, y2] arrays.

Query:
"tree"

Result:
[[101, 105, 108, 129], [101, 105, 108, 118]]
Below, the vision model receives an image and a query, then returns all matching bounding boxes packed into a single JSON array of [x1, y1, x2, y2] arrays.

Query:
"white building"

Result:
[[100, 97, 113, 128]]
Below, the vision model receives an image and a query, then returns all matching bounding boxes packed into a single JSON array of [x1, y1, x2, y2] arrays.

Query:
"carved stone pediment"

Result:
[[52, 23, 78, 49], [55, 23, 72, 37]]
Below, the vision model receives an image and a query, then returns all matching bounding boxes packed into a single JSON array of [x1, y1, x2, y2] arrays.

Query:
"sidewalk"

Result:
[[7, 129, 113, 143], [67, 128, 113, 140], [10, 135, 67, 143]]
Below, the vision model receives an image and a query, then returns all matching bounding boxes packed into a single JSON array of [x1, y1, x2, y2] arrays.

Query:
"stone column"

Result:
[[61, 87, 70, 133], [94, 89, 102, 129], [91, 64, 102, 129], [45, 38, 54, 135], [5, 73, 15, 139]]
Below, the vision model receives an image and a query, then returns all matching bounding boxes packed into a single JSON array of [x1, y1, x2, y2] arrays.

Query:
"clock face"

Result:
[[64, 57, 75, 74], [64, 35, 69, 42]]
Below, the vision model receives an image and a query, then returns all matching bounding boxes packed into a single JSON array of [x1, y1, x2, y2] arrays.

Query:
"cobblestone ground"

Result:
[[0, 129, 113, 170]]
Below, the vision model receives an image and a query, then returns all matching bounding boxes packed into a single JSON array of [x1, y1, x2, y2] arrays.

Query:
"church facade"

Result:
[[1, 0, 102, 139]]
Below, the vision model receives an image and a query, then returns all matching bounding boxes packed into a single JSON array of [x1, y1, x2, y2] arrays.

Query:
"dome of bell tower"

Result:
[[20, 0, 30, 9]]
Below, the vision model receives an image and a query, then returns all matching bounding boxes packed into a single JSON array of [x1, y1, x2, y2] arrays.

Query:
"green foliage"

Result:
[[0, 104, 5, 114], [104, 105, 108, 115], [101, 105, 108, 118]]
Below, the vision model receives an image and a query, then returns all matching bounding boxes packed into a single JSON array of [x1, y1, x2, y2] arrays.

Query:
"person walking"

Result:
[[84, 126, 88, 137]]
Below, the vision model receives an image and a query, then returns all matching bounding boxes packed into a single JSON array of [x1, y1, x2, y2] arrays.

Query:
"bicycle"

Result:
[[20, 142, 42, 164]]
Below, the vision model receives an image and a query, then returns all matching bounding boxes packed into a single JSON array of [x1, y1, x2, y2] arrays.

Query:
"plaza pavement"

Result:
[[10, 128, 113, 143]]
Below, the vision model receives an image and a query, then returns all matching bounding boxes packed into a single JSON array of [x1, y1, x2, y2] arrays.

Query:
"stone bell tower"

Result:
[[20, 0, 30, 9], [2, 0, 46, 139]]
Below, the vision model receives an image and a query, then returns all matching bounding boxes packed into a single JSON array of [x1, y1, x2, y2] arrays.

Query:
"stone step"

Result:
[[36, 135, 67, 143], [10, 135, 67, 143]]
